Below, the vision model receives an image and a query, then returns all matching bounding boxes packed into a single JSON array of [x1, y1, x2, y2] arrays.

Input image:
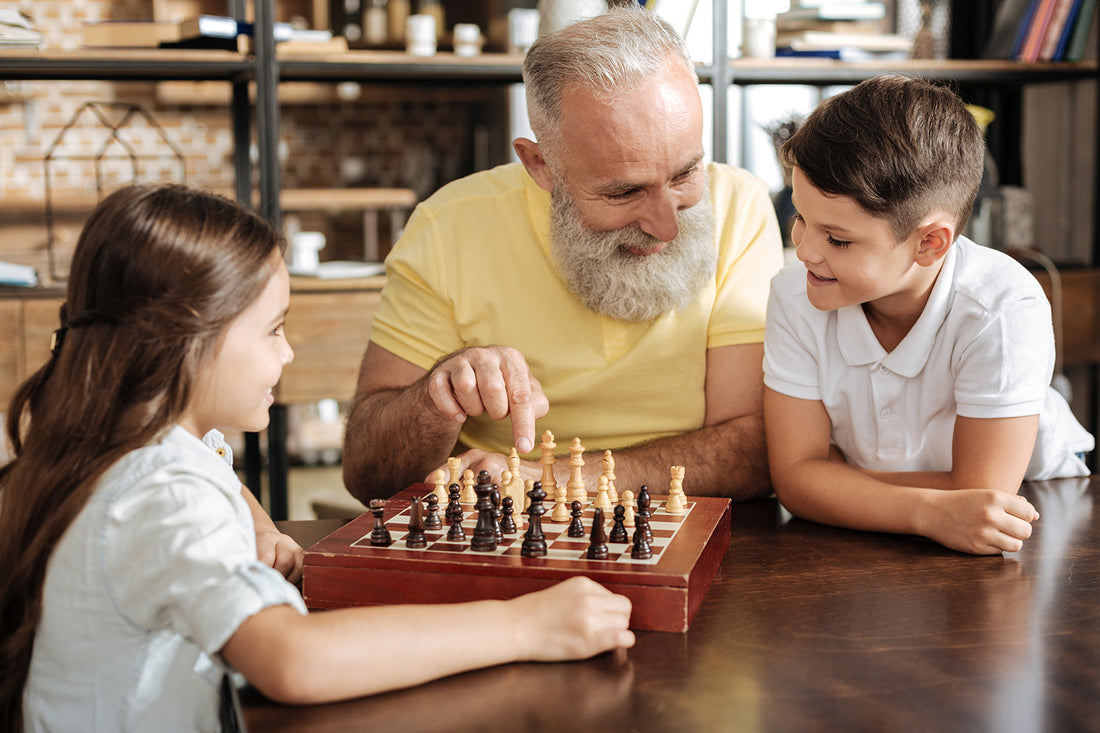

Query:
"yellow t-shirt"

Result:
[[370, 162, 783, 459]]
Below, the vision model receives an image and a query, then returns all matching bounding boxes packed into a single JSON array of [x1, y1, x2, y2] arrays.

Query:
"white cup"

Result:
[[406, 13, 436, 56], [453, 23, 482, 57], [507, 8, 540, 55], [742, 17, 776, 59]]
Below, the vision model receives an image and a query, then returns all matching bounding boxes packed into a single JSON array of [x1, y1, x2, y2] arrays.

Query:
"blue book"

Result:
[[1052, 0, 1083, 60]]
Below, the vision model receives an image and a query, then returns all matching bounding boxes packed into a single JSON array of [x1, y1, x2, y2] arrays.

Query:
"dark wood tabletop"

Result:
[[250, 476, 1100, 733]]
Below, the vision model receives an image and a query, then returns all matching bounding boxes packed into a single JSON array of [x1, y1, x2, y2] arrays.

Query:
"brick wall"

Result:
[[2, 0, 494, 280]]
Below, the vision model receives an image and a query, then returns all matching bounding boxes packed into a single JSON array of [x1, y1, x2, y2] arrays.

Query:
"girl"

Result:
[[0, 184, 634, 732]]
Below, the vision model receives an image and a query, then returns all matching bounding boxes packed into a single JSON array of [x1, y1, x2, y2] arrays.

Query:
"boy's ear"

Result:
[[914, 220, 954, 267], [513, 138, 555, 192]]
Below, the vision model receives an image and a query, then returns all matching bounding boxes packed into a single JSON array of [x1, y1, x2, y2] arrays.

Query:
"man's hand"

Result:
[[427, 346, 550, 455]]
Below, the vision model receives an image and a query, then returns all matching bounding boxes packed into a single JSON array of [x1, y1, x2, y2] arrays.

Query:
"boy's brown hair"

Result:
[[781, 74, 984, 241]]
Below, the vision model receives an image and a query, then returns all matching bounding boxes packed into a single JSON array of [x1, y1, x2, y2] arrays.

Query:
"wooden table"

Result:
[[250, 475, 1100, 733]]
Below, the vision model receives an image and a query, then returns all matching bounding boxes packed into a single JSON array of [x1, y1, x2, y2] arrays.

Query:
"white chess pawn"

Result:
[[461, 468, 477, 504], [594, 474, 612, 510], [431, 467, 448, 504], [621, 488, 636, 528]]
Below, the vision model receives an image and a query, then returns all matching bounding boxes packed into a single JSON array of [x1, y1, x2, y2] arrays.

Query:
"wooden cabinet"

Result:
[[0, 294, 63, 408]]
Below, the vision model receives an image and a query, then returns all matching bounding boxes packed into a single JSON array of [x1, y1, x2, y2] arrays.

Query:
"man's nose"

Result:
[[637, 189, 680, 243]]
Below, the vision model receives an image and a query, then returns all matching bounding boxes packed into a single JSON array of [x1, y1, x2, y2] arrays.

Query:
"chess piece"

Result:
[[567, 500, 585, 538], [621, 489, 636, 528], [405, 497, 427, 548], [491, 485, 503, 543], [637, 485, 654, 542], [447, 484, 463, 524], [550, 480, 570, 523], [602, 450, 618, 503], [539, 429, 558, 501], [447, 456, 463, 490], [461, 468, 477, 504], [567, 437, 586, 504], [594, 474, 612, 510], [631, 514, 652, 560], [609, 504, 629, 543], [369, 499, 392, 546], [587, 507, 609, 559], [665, 465, 687, 514], [505, 448, 527, 524], [424, 493, 442, 530], [446, 485, 466, 542], [522, 480, 548, 557], [470, 470, 498, 552], [431, 467, 448, 504], [500, 496, 517, 534]]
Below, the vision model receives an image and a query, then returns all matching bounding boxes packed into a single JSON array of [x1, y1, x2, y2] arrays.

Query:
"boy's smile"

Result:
[[790, 167, 931, 316]]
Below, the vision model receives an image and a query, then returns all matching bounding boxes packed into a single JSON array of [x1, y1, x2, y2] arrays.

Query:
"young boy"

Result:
[[762, 75, 1093, 556]]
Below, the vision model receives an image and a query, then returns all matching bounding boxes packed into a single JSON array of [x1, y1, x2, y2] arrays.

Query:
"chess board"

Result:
[[303, 484, 731, 632]]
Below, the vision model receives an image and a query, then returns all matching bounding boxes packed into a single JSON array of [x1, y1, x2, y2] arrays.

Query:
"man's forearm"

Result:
[[342, 379, 463, 504], [597, 415, 771, 501]]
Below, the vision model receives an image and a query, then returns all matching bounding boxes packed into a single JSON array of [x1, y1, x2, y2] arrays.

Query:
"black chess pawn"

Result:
[[447, 484, 464, 525], [609, 504, 629, 543], [424, 493, 442, 530], [587, 507, 609, 560], [446, 485, 466, 542], [405, 497, 427, 548], [631, 514, 652, 560], [637, 485, 654, 542], [500, 496, 517, 534], [491, 486, 503, 543], [567, 500, 585, 538], [471, 470, 498, 552], [369, 499, 392, 547], [522, 481, 548, 558]]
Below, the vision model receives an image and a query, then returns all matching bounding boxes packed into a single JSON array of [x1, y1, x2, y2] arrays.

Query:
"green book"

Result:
[[1064, 0, 1097, 61]]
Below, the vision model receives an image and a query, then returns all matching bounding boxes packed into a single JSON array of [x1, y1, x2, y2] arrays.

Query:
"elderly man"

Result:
[[343, 7, 783, 503]]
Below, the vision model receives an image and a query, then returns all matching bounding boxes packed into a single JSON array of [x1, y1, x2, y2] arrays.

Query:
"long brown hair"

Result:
[[0, 183, 280, 731]]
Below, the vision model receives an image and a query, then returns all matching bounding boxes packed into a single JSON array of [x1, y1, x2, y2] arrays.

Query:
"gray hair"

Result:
[[522, 6, 696, 155]]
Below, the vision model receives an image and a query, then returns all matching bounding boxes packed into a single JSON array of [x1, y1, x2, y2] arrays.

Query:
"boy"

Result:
[[762, 75, 1093, 555]]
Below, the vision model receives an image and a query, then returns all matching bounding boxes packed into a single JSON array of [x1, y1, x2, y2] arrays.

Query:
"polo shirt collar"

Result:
[[836, 240, 959, 377]]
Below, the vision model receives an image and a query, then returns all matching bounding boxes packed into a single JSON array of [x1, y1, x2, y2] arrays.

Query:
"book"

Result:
[[81, 20, 180, 48], [0, 260, 37, 288], [1039, 0, 1079, 59], [1051, 0, 1083, 59], [1064, 0, 1098, 60], [775, 18, 886, 34], [1018, 0, 1061, 61], [776, 30, 911, 52], [983, 0, 1038, 58], [778, 2, 886, 22]]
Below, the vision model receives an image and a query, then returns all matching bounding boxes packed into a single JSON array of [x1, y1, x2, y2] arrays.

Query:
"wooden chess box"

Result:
[[302, 485, 731, 632]]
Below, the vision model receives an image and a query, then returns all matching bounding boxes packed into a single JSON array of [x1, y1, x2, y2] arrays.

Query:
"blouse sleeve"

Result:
[[102, 462, 307, 656]]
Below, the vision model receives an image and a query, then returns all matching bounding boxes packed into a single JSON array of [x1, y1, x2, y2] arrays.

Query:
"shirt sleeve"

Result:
[[708, 169, 785, 348], [953, 290, 1054, 418], [103, 464, 307, 657], [762, 265, 823, 401], [369, 203, 464, 371]]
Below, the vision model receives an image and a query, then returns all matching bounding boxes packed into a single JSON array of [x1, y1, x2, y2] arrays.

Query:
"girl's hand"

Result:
[[510, 576, 635, 661], [256, 531, 304, 583]]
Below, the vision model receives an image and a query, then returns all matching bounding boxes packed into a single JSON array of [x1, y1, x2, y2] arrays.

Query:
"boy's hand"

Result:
[[256, 531, 304, 584], [922, 489, 1039, 555]]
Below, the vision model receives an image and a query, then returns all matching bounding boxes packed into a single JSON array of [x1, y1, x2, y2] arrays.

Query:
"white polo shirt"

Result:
[[764, 236, 1093, 480]]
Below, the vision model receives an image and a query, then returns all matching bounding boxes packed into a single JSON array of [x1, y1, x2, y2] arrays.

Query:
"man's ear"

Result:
[[513, 137, 555, 192], [915, 220, 954, 267]]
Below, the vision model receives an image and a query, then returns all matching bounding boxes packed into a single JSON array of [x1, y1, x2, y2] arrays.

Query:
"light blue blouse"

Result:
[[23, 426, 306, 732]]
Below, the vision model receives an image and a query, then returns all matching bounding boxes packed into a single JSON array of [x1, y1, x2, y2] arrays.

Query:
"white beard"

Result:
[[549, 180, 717, 322]]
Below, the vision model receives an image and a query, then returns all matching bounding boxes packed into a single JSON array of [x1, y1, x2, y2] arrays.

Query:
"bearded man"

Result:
[[342, 7, 783, 504]]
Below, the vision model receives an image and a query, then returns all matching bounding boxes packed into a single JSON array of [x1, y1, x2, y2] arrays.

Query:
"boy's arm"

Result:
[[764, 388, 1038, 554], [851, 415, 1040, 493]]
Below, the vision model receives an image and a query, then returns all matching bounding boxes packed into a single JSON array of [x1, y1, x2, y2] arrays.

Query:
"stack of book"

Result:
[[81, 15, 343, 54], [0, 8, 43, 48], [775, 1, 911, 60], [984, 0, 1098, 62]]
